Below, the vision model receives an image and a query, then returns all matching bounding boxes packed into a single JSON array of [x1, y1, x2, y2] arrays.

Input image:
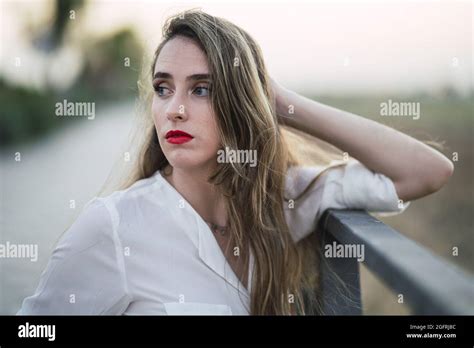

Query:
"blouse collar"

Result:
[[153, 169, 254, 299]]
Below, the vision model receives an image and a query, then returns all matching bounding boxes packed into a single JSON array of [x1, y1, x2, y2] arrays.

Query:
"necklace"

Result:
[[205, 221, 228, 236]]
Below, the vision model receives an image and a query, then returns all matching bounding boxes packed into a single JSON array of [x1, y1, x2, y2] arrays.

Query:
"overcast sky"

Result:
[[2, 0, 472, 95]]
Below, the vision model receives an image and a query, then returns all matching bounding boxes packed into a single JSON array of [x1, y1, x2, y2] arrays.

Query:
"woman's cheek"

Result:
[[152, 103, 165, 131], [203, 113, 222, 154]]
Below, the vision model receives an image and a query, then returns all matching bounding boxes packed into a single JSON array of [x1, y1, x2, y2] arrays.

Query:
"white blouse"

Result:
[[17, 159, 409, 315]]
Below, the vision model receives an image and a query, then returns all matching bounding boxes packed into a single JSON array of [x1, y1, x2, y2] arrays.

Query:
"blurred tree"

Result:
[[74, 28, 144, 100], [52, 0, 84, 47], [32, 0, 84, 52], [1, 0, 143, 146]]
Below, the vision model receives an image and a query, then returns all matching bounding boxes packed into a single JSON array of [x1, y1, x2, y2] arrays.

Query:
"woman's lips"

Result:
[[167, 136, 193, 144], [165, 130, 194, 145]]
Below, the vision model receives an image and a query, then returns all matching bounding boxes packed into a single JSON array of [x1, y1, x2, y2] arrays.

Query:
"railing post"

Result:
[[320, 225, 362, 315]]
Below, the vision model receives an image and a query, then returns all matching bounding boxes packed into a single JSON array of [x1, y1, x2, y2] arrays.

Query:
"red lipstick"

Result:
[[165, 130, 194, 144]]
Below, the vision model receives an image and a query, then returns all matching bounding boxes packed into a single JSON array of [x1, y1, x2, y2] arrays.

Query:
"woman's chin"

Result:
[[166, 156, 214, 172]]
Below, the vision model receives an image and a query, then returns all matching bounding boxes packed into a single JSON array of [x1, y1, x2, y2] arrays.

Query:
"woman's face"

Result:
[[152, 36, 221, 172]]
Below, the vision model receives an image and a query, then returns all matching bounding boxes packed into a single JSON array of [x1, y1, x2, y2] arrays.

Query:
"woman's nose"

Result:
[[166, 94, 188, 122]]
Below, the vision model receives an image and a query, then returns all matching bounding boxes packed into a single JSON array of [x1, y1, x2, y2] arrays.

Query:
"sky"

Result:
[[1, 0, 472, 95]]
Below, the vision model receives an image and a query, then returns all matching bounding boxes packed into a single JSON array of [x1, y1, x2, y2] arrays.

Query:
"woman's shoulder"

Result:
[[54, 197, 115, 260], [95, 171, 162, 210], [99, 171, 160, 201], [72, 172, 163, 238]]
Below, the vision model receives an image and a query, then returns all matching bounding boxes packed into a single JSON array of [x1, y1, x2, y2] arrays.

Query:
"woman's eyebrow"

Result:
[[153, 71, 211, 81]]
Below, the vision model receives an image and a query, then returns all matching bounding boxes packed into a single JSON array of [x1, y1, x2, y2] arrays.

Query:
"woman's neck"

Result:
[[164, 165, 227, 227]]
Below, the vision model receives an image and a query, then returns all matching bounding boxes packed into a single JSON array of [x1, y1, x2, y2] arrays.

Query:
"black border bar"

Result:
[[0, 315, 472, 346]]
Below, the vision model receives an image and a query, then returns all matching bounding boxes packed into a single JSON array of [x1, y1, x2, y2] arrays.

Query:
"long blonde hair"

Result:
[[107, 9, 344, 315]]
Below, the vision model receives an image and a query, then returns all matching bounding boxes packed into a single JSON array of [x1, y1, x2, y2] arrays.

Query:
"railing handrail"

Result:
[[318, 209, 474, 315]]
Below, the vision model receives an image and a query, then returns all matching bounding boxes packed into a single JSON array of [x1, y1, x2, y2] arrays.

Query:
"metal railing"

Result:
[[318, 209, 474, 315]]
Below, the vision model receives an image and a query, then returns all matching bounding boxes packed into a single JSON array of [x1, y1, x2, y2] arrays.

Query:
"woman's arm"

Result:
[[271, 79, 454, 202]]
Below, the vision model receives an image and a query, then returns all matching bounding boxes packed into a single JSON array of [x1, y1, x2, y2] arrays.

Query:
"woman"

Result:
[[17, 10, 453, 315]]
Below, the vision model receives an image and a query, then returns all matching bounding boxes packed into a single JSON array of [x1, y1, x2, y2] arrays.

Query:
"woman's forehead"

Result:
[[154, 36, 209, 77]]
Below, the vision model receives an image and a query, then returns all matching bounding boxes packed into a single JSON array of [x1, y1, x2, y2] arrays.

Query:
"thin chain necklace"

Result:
[[205, 221, 228, 236]]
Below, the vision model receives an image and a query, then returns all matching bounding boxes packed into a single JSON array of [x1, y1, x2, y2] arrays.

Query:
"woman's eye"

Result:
[[153, 84, 170, 97], [158, 87, 168, 96], [193, 86, 209, 97], [152, 83, 209, 97]]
